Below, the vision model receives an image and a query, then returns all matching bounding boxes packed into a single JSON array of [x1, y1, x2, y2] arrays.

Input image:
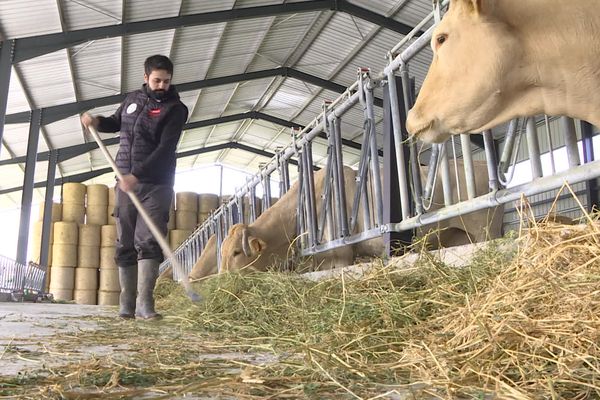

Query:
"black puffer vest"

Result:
[[99, 85, 188, 186]]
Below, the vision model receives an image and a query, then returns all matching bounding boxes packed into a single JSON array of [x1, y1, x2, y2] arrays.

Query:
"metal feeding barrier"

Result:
[[0, 254, 48, 302]]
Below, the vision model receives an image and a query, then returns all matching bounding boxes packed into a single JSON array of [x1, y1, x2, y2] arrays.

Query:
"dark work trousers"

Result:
[[114, 183, 173, 267]]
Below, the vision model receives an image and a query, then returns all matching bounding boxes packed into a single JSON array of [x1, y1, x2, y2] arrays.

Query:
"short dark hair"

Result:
[[144, 55, 174, 76]]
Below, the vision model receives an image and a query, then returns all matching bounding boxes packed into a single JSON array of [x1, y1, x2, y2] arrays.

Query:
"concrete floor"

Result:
[[0, 302, 117, 376]]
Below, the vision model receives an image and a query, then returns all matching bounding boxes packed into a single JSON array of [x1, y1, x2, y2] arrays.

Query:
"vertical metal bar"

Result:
[[332, 118, 349, 237], [219, 165, 224, 198], [423, 144, 439, 203], [296, 157, 306, 248], [16, 109, 42, 264], [249, 186, 257, 223], [526, 117, 543, 179], [0, 40, 14, 158], [386, 70, 411, 219], [580, 120, 598, 211], [302, 142, 318, 247], [561, 116, 581, 167], [40, 150, 57, 272], [460, 134, 477, 199], [498, 119, 519, 175], [400, 66, 423, 214], [483, 130, 500, 191], [364, 84, 384, 226], [263, 173, 272, 210], [317, 145, 333, 243], [544, 115, 556, 175], [439, 141, 452, 206], [215, 217, 222, 273]]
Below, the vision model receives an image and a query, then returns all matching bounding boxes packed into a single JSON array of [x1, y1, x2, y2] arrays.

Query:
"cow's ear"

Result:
[[250, 237, 267, 254], [468, 0, 484, 15]]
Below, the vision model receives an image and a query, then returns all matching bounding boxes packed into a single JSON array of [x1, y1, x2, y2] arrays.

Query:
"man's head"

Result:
[[144, 55, 173, 97]]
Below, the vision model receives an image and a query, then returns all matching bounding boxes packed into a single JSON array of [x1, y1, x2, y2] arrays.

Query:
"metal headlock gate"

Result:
[[161, 0, 600, 280]]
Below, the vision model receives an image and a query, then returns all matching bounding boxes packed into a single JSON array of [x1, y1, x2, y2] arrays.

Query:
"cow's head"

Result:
[[189, 234, 218, 280], [220, 224, 267, 273], [406, 0, 529, 142]]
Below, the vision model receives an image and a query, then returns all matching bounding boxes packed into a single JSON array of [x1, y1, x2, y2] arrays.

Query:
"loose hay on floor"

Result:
[[1, 214, 599, 399]]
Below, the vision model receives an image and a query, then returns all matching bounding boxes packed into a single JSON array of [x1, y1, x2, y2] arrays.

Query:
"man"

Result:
[[81, 55, 188, 320]]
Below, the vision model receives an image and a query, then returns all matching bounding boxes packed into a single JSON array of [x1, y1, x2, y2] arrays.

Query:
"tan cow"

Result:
[[189, 161, 503, 278], [406, 0, 600, 143]]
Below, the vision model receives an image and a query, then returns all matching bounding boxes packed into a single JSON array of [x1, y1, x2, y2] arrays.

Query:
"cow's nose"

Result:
[[405, 109, 421, 136]]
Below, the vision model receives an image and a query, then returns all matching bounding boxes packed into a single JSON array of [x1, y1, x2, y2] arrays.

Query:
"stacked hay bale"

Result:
[[198, 194, 219, 225], [169, 192, 196, 250], [98, 224, 119, 305], [49, 221, 78, 301], [242, 196, 262, 223], [86, 184, 108, 226], [74, 224, 100, 305], [61, 183, 86, 224], [107, 186, 116, 225]]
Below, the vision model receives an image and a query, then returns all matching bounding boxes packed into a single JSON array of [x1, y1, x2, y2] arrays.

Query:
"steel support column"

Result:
[[16, 109, 42, 264], [0, 40, 14, 158], [581, 120, 598, 211], [39, 150, 58, 271]]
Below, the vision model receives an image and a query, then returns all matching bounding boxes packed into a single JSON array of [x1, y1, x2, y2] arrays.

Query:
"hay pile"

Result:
[[2, 213, 599, 399]]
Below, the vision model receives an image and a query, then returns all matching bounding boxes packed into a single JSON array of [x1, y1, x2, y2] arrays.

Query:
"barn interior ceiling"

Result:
[[0, 0, 443, 208]]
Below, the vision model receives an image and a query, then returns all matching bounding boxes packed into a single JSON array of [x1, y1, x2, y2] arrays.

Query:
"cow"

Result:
[[405, 0, 600, 143], [188, 161, 503, 279]]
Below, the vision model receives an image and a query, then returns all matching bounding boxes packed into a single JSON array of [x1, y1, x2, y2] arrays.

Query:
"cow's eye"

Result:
[[436, 34, 447, 47], [233, 250, 241, 257]]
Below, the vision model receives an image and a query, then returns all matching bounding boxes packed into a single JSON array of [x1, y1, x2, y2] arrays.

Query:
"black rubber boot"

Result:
[[118, 265, 137, 319], [136, 259, 162, 320]]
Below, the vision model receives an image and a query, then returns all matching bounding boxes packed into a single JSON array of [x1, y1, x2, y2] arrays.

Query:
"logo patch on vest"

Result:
[[126, 103, 137, 114], [149, 108, 161, 117]]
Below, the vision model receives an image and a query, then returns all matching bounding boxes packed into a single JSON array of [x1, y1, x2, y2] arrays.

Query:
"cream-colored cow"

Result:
[[406, 0, 600, 142]]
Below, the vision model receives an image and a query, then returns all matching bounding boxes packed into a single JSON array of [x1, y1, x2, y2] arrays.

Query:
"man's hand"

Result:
[[80, 112, 99, 129], [118, 174, 139, 193]]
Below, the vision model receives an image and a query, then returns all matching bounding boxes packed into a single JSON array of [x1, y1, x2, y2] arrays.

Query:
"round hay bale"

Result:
[[108, 186, 116, 206], [99, 268, 120, 291], [49, 266, 75, 290], [62, 183, 86, 204], [61, 203, 85, 224], [175, 210, 198, 230], [73, 289, 96, 305], [79, 224, 101, 246], [44, 267, 51, 291], [38, 202, 62, 222], [198, 212, 211, 225], [97, 290, 119, 305], [176, 191, 198, 212], [169, 229, 192, 250], [107, 205, 116, 225], [51, 243, 77, 267], [99, 247, 117, 269], [49, 288, 73, 302], [30, 221, 53, 263], [243, 196, 262, 222], [220, 195, 233, 205], [101, 225, 117, 247], [53, 222, 78, 245], [86, 184, 108, 206], [86, 204, 108, 226], [198, 193, 219, 213], [167, 209, 176, 230], [78, 245, 100, 269], [75, 267, 98, 290]]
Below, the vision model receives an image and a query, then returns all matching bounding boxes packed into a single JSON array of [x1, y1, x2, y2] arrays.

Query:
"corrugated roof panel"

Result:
[[44, 116, 84, 150], [89, 145, 119, 170], [17, 49, 76, 108], [71, 37, 121, 101], [1, 123, 29, 157], [188, 152, 219, 168], [125, 0, 182, 23], [7, 67, 31, 114], [246, 12, 319, 72], [122, 30, 176, 92], [61, 0, 122, 31], [0, 0, 61, 39], [394, 0, 434, 30], [262, 78, 320, 120], [177, 126, 214, 150], [190, 84, 238, 120], [170, 24, 227, 84], [224, 78, 273, 113], [296, 13, 375, 79], [181, 0, 235, 14], [59, 154, 92, 176], [177, 90, 201, 117], [206, 18, 275, 79]]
